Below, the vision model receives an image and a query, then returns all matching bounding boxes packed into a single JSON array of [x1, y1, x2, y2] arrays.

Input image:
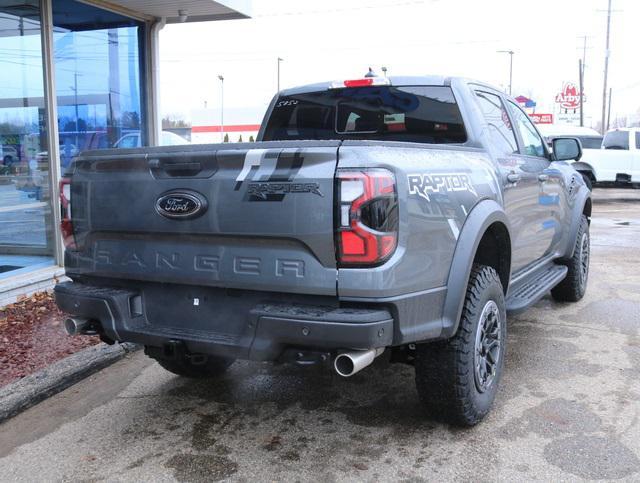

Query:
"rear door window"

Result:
[[262, 86, 467, 144], [603, 130, 629, 150], [474, 91, 518, 155]]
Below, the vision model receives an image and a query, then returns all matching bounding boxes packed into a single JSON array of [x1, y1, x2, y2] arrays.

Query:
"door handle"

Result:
[[538, 174, 549, 182], [507, 173, 520, 183]]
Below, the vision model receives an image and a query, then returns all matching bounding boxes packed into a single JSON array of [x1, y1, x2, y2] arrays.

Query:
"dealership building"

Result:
[[0, 0, 251, 306]]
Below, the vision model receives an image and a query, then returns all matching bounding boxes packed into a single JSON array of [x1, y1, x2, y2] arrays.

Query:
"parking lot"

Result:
[[1, 187, 639, 482]]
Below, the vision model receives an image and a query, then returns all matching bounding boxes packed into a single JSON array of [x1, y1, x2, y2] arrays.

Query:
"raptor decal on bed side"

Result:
[[407, 173, 478, 201]]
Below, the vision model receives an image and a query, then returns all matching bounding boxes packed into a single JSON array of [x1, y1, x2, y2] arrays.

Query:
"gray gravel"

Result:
[[0, 187, 639, 482]]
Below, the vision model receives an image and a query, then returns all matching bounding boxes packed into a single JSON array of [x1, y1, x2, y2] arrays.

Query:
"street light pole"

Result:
[[601, 0, 612, 134], [218, 75, 224, 142], [277, 57, 283, 92], [497, 50, 514, 95]]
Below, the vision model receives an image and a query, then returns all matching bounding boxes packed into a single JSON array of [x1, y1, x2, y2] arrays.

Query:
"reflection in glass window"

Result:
[[508, 101, 545, 158], [52, 0, 145, 166], [0, 1, 56, 275], [474, 91, 517, 155]]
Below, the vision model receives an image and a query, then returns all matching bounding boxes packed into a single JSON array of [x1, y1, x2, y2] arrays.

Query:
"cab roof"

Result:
[[279, 75, 462, 96]]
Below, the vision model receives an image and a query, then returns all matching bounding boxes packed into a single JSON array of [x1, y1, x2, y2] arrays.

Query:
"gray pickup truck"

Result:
[[55, 75, 591, 426]]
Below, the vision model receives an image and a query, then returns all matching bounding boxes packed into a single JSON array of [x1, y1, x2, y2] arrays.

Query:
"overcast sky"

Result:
[[159, 0, 639, 128]]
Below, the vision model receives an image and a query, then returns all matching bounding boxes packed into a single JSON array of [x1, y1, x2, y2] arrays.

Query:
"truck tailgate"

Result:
[[67, 142, 339, 295]]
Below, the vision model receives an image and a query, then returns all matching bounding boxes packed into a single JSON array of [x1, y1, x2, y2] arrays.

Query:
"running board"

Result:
[[506, 264, 568, 314]]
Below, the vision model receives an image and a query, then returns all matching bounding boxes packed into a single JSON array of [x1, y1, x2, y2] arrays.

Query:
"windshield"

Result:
[[262, 86, 466, 144]]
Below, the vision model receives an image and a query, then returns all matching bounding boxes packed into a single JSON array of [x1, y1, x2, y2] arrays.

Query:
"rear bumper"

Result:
[[54, 281, 393, 361]]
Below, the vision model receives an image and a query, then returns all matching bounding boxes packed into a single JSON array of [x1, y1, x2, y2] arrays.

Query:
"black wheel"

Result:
[[580, 173, 593, 191], [153, 353, 234, 378], [3, 155, 12, 166], [551, 215, 589, 302], [415, 264, 506, 426]]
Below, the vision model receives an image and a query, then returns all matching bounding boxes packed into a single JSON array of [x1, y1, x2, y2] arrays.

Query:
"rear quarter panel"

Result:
[[336, 141, 501, 298]]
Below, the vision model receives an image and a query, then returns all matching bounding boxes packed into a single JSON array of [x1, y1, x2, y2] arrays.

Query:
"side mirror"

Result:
[[552, 137, 582, 162]]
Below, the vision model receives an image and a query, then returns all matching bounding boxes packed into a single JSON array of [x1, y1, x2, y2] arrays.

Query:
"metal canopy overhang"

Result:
[[77, 0, 251, 23]]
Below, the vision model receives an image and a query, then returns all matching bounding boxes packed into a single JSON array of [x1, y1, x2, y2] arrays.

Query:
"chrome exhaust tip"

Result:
[[334, 348, 385, 377], [63, 317, 93, 336]]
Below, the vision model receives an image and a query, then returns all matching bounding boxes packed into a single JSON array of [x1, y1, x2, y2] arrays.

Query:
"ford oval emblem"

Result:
[[155, 190, 208, 220]]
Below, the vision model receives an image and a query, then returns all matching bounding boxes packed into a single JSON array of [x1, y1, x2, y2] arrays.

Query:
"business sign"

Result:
[[529, 113, 554, 124], [555, 82, 585, 110], [556, 112, 580, 126]]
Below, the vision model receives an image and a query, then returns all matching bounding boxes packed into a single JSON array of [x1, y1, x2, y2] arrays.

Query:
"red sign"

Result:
[[555, 82, 584, 110], [530, 113, 554, 124]]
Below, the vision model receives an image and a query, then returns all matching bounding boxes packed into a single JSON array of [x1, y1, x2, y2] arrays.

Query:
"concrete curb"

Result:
[[0, 342, 139, 424]]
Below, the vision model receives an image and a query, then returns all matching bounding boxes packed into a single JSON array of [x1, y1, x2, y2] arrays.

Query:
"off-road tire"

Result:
[[551, 215, 589, 302], [155, 354, 234, 378], [415, 264, 506, 426]]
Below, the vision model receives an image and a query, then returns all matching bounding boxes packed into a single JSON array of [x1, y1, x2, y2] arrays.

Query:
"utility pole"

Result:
[[497, 50, 514, 95], [601, 0, 612, 134], [277, 57, 283, 92], [218, 75, 224, 142], [606, 88, 612, 130], [578, 35, 588, 127], [579, 59, 584, 127]]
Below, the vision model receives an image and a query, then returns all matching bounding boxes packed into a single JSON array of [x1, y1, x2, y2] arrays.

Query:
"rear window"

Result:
[[576, 136, 603, 149], [603, 130, 629, 150], [262, 86, 466, 144]]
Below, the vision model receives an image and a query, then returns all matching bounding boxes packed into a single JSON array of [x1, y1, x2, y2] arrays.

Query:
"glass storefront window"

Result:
[[0, 1, 55, 277], [0, 0, 146, 280], [53, 0, 146, 167]]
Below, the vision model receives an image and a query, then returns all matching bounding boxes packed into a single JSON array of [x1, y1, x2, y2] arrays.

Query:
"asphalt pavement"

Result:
[[1, 187, 639, 482]]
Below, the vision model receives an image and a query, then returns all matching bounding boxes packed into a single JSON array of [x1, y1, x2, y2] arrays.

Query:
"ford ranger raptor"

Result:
[[55, 75, 591, 426]]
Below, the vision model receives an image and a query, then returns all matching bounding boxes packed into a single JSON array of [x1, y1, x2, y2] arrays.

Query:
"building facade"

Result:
[[0, 0, 250, 305]]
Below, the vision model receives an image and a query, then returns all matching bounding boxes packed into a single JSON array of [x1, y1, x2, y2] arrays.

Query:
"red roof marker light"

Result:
[[330, 77, 391, 89]]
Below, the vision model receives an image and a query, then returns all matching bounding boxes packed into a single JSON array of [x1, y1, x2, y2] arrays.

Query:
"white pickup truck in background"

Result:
[[572, 128, 640, 187]]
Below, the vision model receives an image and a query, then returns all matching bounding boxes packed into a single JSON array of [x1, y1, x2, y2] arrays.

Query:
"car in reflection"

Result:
[[114, 131, 190, 148], [1, 146, 19, 166]]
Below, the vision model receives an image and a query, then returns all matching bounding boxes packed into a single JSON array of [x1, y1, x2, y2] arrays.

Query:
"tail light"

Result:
[[336, 169, 398, 266], [59, 177, 75, 249]]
